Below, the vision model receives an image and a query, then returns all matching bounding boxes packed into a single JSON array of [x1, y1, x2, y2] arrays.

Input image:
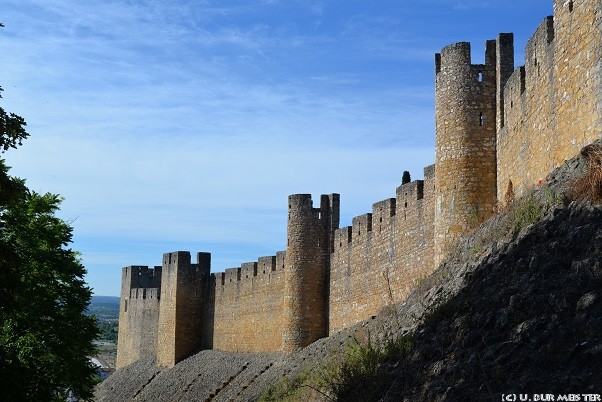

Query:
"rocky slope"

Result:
[[374, 199, 602, 400], [96, 147, 602, 401]]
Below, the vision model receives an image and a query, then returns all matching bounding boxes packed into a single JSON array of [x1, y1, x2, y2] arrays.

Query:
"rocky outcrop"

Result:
[[376, 200, 602, 400]]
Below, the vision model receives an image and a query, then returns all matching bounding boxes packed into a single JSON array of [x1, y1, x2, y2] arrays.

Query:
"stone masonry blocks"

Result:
[[117, 0, 602, 368]]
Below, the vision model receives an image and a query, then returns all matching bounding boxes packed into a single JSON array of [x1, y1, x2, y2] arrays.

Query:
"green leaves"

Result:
[[0, 186, 99, 401], [0, 67, 98, 400], [0, 87, 30, 153]]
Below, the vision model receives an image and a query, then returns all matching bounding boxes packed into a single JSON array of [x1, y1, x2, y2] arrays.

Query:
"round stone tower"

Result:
[[434, 40, 498, 266], [282, 193, 338, 352]]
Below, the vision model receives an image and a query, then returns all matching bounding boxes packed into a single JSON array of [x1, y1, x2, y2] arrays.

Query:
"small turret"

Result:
[[434, 39, 499, 266], [282, 193, 339, 352]]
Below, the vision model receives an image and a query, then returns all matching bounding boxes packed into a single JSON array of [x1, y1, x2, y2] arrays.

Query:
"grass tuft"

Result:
[[313, 332, 413, 401]]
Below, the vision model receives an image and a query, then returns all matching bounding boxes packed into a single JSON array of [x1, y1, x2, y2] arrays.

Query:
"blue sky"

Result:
[[1, 1, 553, 296]]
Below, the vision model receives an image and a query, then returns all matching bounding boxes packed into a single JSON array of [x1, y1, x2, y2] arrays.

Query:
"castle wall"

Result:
[[498, 0, 602, 200], [117, 288, 160, 367], [116, 0, 602, 368], [116, 266, 162, 369], [329, 166, 435, 334], [553, 0, 602, 165], [203, 253, 286, 352], [497, 17, 557, 199]]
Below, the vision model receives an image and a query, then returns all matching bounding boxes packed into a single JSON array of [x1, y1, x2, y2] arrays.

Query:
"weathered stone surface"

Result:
[[115, 266, 161, 369], [115, 0, 602, 375], [498, 0, 602, 201]]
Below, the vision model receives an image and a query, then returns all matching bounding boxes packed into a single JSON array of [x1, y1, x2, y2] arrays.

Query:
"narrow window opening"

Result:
[[569, 1, 574, 12], [124, 300, 128, 312], [477, 71, 483, 82], [340, 241, 342, 247], [479, 113, 484, 126], [404, 201, 408, 208]]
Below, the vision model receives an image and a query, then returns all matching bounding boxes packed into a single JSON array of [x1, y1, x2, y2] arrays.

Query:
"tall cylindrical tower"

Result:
[[282, 194, 337, 352], [434, 40, 498, 266]]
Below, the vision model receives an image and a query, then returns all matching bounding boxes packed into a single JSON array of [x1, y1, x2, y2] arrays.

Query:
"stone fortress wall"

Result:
[[498, 1, 602, 201], [115, 266, 161, 368], [329, 166, 435, 334], [203, 252, 287, 354], [116, 0, 602, 369]]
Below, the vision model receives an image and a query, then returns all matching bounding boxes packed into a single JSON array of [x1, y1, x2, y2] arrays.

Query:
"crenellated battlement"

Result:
[[224, 267, 241, 283], [209, 252, 286, 291], [435, 40, 497, 87], [352, 213, 372, 238], [122, 265, 162, 290], [129, 287, 160, 300], [329, 173, 436, 333], [117, 0, 602, 369]]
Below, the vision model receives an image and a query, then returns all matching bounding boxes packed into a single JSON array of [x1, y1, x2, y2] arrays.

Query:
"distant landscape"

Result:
[[88, 296, 120, 322], [87, 296, 120, 368]]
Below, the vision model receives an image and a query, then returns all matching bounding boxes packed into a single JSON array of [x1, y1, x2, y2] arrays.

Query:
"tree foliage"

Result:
[[402, 170, 411, 185], [0, 87, 29, 152], [0, 61, 98, 400]]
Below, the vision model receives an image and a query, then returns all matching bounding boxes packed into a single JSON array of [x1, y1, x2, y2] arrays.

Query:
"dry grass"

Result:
[[572, 144, 602, 202]]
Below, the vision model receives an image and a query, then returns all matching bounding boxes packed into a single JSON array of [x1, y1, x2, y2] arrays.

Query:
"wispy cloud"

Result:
[[0, 0, 554, 295], [453, 1, 492, 10]]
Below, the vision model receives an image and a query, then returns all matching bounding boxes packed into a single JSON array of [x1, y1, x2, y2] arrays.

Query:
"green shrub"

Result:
[[259, 370, 310, 402], [315, 334, 413, 402], [511, 194, 545, 232]]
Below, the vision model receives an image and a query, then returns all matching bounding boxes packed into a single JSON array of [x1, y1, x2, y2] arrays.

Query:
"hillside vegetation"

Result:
[[96, 144, 602, 401]]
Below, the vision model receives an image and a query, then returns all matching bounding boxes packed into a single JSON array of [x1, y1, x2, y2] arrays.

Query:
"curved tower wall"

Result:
[[282, 194, 339, 352], [434, 41, 498, 266]]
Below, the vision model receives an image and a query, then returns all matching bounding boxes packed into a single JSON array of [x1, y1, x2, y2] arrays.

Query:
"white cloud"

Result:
[[5, 0, 530, 296]]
